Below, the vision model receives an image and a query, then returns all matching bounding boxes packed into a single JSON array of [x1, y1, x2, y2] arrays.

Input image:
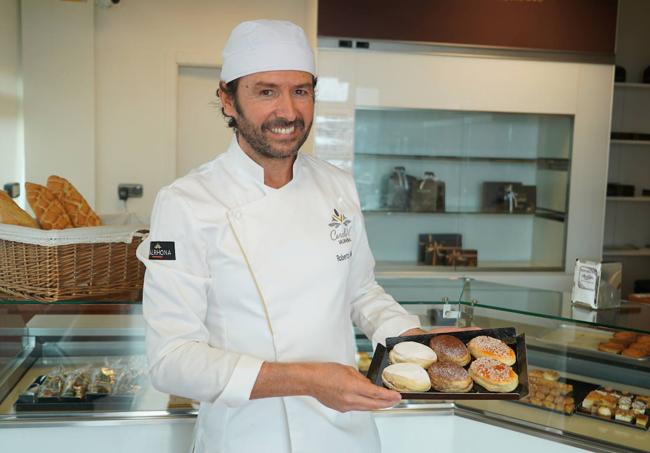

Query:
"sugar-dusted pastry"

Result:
[[621, 348, 648, 358], [467, 336, 516, 366], [388, 341, 437, 368], [427, 361, 472, 393], [0, 190, 40, 228], [47, 175, 101, 227], [628, 342, 650, 353], [429, 335, 471, 366], [612, 331, 637, 343], [468, 357, 518, 393], [598, 342, 624, 353], [26, 182, 73, 230], [381, 363, 431, 392]]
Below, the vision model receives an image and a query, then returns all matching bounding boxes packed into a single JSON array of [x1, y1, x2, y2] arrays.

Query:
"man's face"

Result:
[[222, 70, 315, 160]]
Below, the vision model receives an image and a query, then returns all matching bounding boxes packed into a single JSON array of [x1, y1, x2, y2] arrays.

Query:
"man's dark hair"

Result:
[[217, 76, 318, 129]]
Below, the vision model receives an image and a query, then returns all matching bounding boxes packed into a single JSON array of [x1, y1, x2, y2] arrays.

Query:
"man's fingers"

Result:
[[346, 393, 401, 411], [357, 382, 401, 402]]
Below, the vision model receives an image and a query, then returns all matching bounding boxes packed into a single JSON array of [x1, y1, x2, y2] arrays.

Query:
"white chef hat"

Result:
[[220, 19, 316, 83]]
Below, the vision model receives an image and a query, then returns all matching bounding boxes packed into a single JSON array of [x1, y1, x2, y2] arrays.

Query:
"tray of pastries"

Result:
[[531, 326, 650, 363], [596, 331, 650, 360], [366, 327, 528, 400], [577, 387, 650, 430], [15, 359, 146, 412]]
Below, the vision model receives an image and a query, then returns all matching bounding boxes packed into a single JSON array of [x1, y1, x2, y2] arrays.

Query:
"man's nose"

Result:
[[274, 92, 298, 121]]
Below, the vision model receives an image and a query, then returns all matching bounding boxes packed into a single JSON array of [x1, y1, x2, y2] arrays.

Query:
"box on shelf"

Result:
[[607, 183, 635, 197], [482, 182, 536, 213]]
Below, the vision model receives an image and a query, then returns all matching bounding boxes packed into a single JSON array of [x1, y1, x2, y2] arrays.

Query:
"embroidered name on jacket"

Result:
[[149, 242, 176, 260], [328, 209, 352, 245]]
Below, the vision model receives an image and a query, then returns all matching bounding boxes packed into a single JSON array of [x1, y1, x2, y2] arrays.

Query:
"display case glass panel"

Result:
[[353, 108, 573, 270]]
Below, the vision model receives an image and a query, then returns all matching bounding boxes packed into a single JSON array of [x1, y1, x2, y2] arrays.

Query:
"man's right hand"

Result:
[[307, 362, 401, 412], [250, 361, 401, 412]]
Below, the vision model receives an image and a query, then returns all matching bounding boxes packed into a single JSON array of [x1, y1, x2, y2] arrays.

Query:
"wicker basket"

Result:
[[0, 219, 148, 303]]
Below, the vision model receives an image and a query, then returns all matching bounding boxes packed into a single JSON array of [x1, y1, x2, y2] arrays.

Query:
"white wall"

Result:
[[94, 0, 314, 220], [21, 0, 95, 205], [0, 0, 22, 205]]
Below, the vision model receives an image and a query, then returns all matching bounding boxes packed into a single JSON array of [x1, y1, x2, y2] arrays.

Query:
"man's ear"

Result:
[[218, 82, 237, 118]]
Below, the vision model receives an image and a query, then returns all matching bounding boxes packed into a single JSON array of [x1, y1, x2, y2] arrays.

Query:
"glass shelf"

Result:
[[356, 152, 570, 168], [393, 279, 650, 335]]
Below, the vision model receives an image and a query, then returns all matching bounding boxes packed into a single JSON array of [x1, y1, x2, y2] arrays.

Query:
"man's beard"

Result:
[[234, 105, 312, 160]]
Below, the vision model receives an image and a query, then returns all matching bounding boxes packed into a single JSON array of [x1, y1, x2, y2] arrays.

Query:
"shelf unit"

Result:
[[604, 79, 650, 297], [352, 107, 572, 270]]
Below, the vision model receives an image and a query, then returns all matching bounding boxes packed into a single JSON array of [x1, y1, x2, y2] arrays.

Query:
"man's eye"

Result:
[[260, 89, 274, 96], [295, 89, 310, 96]]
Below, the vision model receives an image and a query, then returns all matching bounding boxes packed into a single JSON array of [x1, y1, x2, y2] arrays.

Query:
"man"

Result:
[[138, 20, 467, 453]]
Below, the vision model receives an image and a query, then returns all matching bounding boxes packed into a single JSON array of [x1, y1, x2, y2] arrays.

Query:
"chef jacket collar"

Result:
[[226, 134, 303, 192]]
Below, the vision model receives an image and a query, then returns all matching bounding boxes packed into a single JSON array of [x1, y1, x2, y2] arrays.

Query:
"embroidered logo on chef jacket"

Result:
[[149, 241, 176, 260], [328, 209, 352, 246]]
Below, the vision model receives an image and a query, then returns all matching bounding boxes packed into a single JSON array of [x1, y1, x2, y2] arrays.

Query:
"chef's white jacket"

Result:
[[137, 136, 420, 453]]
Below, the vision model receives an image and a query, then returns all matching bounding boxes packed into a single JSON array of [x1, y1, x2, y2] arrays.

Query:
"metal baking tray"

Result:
[[574, 386, 650, 431], [367, 327, 528, 400], [517, 377, 597, 416], [528, 324, 650, 363]]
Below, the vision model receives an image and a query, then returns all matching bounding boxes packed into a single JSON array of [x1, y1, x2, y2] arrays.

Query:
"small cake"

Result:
[[467, 336, 516, 366], [635, 394, 650, 405], [597, 406, 612, 418], [427, 361, 473, 393], [614, 408, 634, 423], [381, 363, 431, 392], [581, 391, 598, 410], [543, 369, 560, 381], [632, 400, 647, 415], [468, 357, 518, 393], [636, 414, 649, 429], [618, 396, 632, 410], [389, 341, 437, 368], [429, 335, 471, 366]]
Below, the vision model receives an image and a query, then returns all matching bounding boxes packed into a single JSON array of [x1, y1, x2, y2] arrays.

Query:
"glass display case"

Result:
[[353, 108, 573, 271], [1, 279, 649, 452]]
